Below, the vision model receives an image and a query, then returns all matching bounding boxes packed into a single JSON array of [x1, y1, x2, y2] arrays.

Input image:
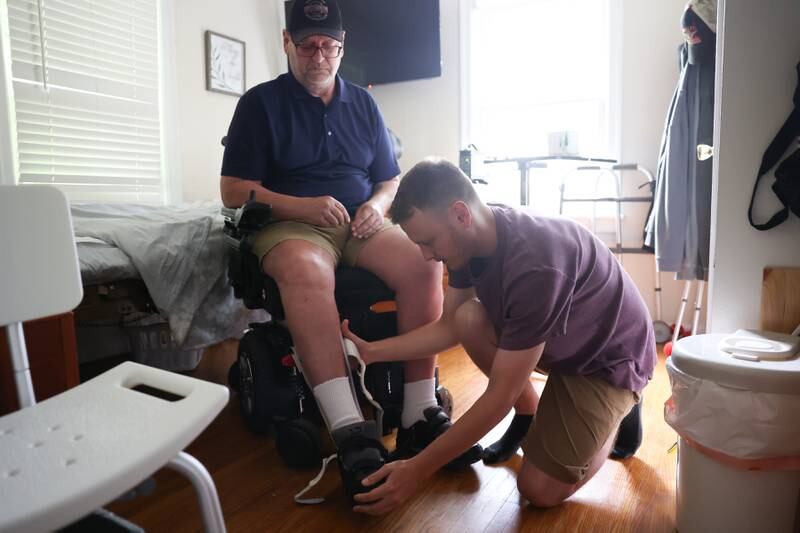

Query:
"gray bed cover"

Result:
[[71, 202, 266, 349]]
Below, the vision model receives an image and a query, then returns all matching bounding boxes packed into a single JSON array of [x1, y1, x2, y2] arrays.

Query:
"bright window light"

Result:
[[467, 0, 615, 216]]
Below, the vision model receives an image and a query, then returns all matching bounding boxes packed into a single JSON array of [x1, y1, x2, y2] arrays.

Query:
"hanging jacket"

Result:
[[644, 5, 715, 281]]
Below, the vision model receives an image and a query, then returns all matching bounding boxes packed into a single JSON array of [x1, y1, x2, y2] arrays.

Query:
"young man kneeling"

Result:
[[343, 158, 655, 514]]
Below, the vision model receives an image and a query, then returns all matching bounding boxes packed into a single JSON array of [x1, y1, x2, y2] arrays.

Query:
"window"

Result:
[[464, 0, 618, 213], [4, 0, 169, 203]]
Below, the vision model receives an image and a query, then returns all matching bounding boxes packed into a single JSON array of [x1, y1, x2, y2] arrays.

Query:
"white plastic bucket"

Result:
[[667, 332, 800, 532], [676, 438, 800, 532]]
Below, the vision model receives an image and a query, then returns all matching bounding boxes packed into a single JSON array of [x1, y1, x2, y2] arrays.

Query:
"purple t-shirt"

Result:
[[448, 206, 655, 392]]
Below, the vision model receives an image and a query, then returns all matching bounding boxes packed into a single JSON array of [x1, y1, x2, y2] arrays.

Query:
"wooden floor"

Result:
[[109, 343, 677, 532]]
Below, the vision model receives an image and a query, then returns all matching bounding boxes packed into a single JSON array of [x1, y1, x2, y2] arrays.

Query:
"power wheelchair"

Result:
[[222, 196, 453, 469]]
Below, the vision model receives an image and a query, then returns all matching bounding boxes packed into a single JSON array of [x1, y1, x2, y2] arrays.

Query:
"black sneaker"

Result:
[[392, 406, 483, 470], [610, 402, 643, 459], [331, 421, 388, 505]]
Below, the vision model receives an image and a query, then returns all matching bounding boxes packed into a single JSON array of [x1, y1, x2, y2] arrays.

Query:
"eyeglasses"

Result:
[[293, 42, 343, 58]]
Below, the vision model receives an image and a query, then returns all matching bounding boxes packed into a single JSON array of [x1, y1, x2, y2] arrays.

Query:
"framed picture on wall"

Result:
[[205, 30, 246, 96]]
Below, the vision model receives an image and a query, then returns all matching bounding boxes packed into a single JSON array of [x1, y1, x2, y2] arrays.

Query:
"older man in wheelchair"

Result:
[[218, 0, 482, 506], [220, 162, 484, 504]]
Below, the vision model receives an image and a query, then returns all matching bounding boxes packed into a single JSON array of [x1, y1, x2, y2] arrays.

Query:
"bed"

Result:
[[71, 202, 266, 371]]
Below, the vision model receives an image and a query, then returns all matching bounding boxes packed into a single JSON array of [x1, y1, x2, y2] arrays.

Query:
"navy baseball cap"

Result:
[[288, 0, 344, 43]]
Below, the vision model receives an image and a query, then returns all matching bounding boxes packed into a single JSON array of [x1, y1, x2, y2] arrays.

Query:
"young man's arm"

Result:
[[341, 284, 476, 363], [352, 341, 545, 515]]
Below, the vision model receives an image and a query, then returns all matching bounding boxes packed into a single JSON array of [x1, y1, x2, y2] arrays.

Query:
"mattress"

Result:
[[76, 236, 139, 285]]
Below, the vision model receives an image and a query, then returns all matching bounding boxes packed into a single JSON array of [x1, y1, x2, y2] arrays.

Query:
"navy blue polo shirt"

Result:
[[221, 72, 400, 214]]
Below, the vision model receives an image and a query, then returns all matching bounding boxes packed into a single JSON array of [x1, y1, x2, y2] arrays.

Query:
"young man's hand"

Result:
[[352, 458, 427, 515], [341, 319, 376, 365]]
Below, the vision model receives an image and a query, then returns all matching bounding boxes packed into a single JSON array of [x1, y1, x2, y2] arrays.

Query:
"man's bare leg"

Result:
[[516, 429, 616, 507], [355, 228, 442, 426], [453, 299, 538, 414], [263, 238, 386, 505], [263, 240, 361, 430], [453, 298, 538, 463], [356, 228, 483, 467]]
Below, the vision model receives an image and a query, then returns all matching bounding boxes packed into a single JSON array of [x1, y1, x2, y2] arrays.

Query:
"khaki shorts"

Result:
[[522, 373, 639, 484], [252, 218, 396, 266]]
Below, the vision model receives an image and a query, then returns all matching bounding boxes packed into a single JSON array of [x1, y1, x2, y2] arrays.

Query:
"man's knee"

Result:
[[263, 241, 335, 293], [453, 299, 490, 342], [393, 252, 442, 294], [416, 256, 443, 283], [516, 463, 574, 508], [516, 479, 568, 509]]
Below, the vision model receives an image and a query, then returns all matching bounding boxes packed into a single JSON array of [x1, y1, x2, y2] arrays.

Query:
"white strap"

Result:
[[343, 338, 384, 435], [293, 454, 337, 505], [292, 338, 383, 505]]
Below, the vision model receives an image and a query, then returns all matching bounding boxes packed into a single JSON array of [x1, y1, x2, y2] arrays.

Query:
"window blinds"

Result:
[[7, 0, 164, 203]]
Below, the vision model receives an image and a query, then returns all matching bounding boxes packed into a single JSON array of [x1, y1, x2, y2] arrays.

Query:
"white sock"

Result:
[[401, 378, 438, 428], [312, 377, 363, 432]]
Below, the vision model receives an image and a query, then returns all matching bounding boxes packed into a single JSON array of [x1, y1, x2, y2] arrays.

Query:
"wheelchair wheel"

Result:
[[227, 360, 240, 393], [235, 333, 276, 436], [236, 351, 272, 435], [275, 418, 322, 469], [436, 385, 454, 419], [235, 323, 304, 436]]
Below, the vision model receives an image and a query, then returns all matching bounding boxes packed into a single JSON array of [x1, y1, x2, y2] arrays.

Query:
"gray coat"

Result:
[[645, 21, 715, 281]]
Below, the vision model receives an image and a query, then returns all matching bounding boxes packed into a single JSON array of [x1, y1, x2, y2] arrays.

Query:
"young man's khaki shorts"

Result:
[[252, 219, 396, 267], [522, 373, 639, 484]]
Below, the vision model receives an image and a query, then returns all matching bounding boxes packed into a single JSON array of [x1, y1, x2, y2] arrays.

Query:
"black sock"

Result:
[[610, 402, 643, 459], [483, 414, 534, 465]]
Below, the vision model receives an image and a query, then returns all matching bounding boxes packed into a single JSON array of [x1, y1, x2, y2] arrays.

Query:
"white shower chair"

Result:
[[0, 185, 229, 532]]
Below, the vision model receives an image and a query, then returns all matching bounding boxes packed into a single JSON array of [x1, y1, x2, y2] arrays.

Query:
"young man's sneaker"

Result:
[[610, 401, 643, 459], [331, 420, 388, 505], [392, 406, 483, 470]]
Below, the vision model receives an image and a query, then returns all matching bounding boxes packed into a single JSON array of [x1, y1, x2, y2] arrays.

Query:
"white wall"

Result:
[[619, 0, 685, 171], [172, 0, 286, 203], [707, 0, 800, 333]]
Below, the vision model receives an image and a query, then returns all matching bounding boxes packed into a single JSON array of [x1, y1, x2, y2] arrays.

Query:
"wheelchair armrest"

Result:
[[222, 199, 275, 310], [221, 199, 273, 250]]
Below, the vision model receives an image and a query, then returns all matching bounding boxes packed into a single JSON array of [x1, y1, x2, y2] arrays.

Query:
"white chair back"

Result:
[[0, 185, 83, 326]]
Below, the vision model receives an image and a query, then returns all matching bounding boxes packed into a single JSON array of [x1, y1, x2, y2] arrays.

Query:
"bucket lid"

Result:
[[671, 330, 800, 394], [720, 329, 800, 361]]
